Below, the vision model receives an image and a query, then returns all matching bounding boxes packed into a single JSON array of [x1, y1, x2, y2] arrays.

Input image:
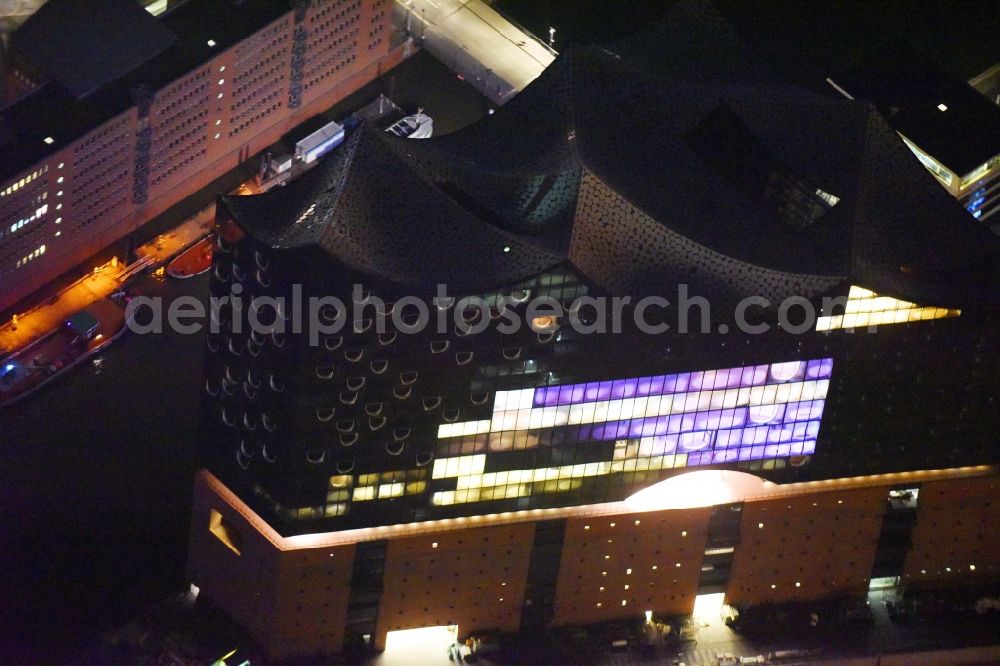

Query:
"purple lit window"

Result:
[[530, 359, 832, 408], [466, 359, 834, 490]]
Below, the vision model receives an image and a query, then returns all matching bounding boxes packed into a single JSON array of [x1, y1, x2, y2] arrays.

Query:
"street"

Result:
[[395, 0, 555, 103]]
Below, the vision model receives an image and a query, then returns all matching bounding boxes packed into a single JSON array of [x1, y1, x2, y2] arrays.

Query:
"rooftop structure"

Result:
[[10, 0, 177, 100], [829, 42, 1000, 222], [0, 0, 289, 181]]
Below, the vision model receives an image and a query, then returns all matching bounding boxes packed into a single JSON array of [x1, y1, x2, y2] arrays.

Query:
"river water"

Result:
[[0, 270, 207, 660]]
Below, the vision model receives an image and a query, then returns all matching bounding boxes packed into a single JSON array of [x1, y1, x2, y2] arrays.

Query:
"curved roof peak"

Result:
[[222, 0, 999, 305], [222, 124, 565, 292]]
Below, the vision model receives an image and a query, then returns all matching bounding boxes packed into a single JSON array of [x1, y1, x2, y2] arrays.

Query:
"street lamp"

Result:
[[549, 26, 555, 48]]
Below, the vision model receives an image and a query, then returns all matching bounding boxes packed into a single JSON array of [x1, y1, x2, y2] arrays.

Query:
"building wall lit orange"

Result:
[[187, 467, 1000, 660]]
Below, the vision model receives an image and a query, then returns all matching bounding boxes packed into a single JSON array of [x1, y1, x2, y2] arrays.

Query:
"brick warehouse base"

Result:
[[186, 466, 1000, 660]]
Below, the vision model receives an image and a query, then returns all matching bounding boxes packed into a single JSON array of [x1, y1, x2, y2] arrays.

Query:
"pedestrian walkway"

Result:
[[0, 261, 123, 356], [135, 206, 215, 266], [396, 0, 556, 104], [0, 208, 214, 357]]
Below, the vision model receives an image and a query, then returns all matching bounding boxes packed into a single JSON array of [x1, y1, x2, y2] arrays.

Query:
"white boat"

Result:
[[385, 112, 433, 139]]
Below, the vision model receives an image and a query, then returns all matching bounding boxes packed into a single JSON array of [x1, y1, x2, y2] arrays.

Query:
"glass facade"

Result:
[[428, 358, 830, 507], [283, 358, 833, 519], [816, 285, 960, 331]]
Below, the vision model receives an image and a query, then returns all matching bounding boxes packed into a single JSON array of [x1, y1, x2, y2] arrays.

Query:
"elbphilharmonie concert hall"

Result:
[[186, 1, 1000, 658]]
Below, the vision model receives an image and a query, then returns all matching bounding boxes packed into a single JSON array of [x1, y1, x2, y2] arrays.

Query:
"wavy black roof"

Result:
[[221, 127, 566, 293], [222, 0, 1000, 307]]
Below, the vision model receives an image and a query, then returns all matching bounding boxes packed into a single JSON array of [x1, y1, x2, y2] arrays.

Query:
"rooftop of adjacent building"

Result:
[[830, 41, 1000, 178], [500, 0, 1000, 182], [718, 1, 1000, 181], [0, 0, 290, 182], [10, 0, 177, 100]]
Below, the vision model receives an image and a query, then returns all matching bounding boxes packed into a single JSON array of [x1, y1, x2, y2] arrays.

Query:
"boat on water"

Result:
[[0, 296, 128, 408], [384, 111, 433, 138], [166, 235, 214, 279]]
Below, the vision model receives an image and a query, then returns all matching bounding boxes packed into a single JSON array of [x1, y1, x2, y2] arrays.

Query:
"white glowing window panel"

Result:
[[378, 482, 404, 499], [816, 285, 960, 331], [428, 359, 833, 508], [353, 486, 375, 501]]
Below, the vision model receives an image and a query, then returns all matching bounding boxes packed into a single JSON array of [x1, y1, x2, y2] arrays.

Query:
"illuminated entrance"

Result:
[[692, 592, 739, 645], [693, 592, 726, 623], [382, 625, 459, 664]]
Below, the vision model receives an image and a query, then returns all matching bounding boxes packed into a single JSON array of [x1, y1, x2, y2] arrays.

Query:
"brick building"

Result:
[[0, 0, 403, 315]]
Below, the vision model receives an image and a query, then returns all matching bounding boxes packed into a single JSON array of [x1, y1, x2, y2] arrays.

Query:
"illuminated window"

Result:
[[704, 547, 735, 556], [888, 487, 918, 510], [378, 482, 404, 498], [429, 358, 832, 507], [353, 486, 375, 501], [816, 285, 959, 331], [208, 509, 242, 555], [961, 158, 996, 190], [530, 315, 558, 332], [145, 0, 168, 15], [901, 136, 954, 186]]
